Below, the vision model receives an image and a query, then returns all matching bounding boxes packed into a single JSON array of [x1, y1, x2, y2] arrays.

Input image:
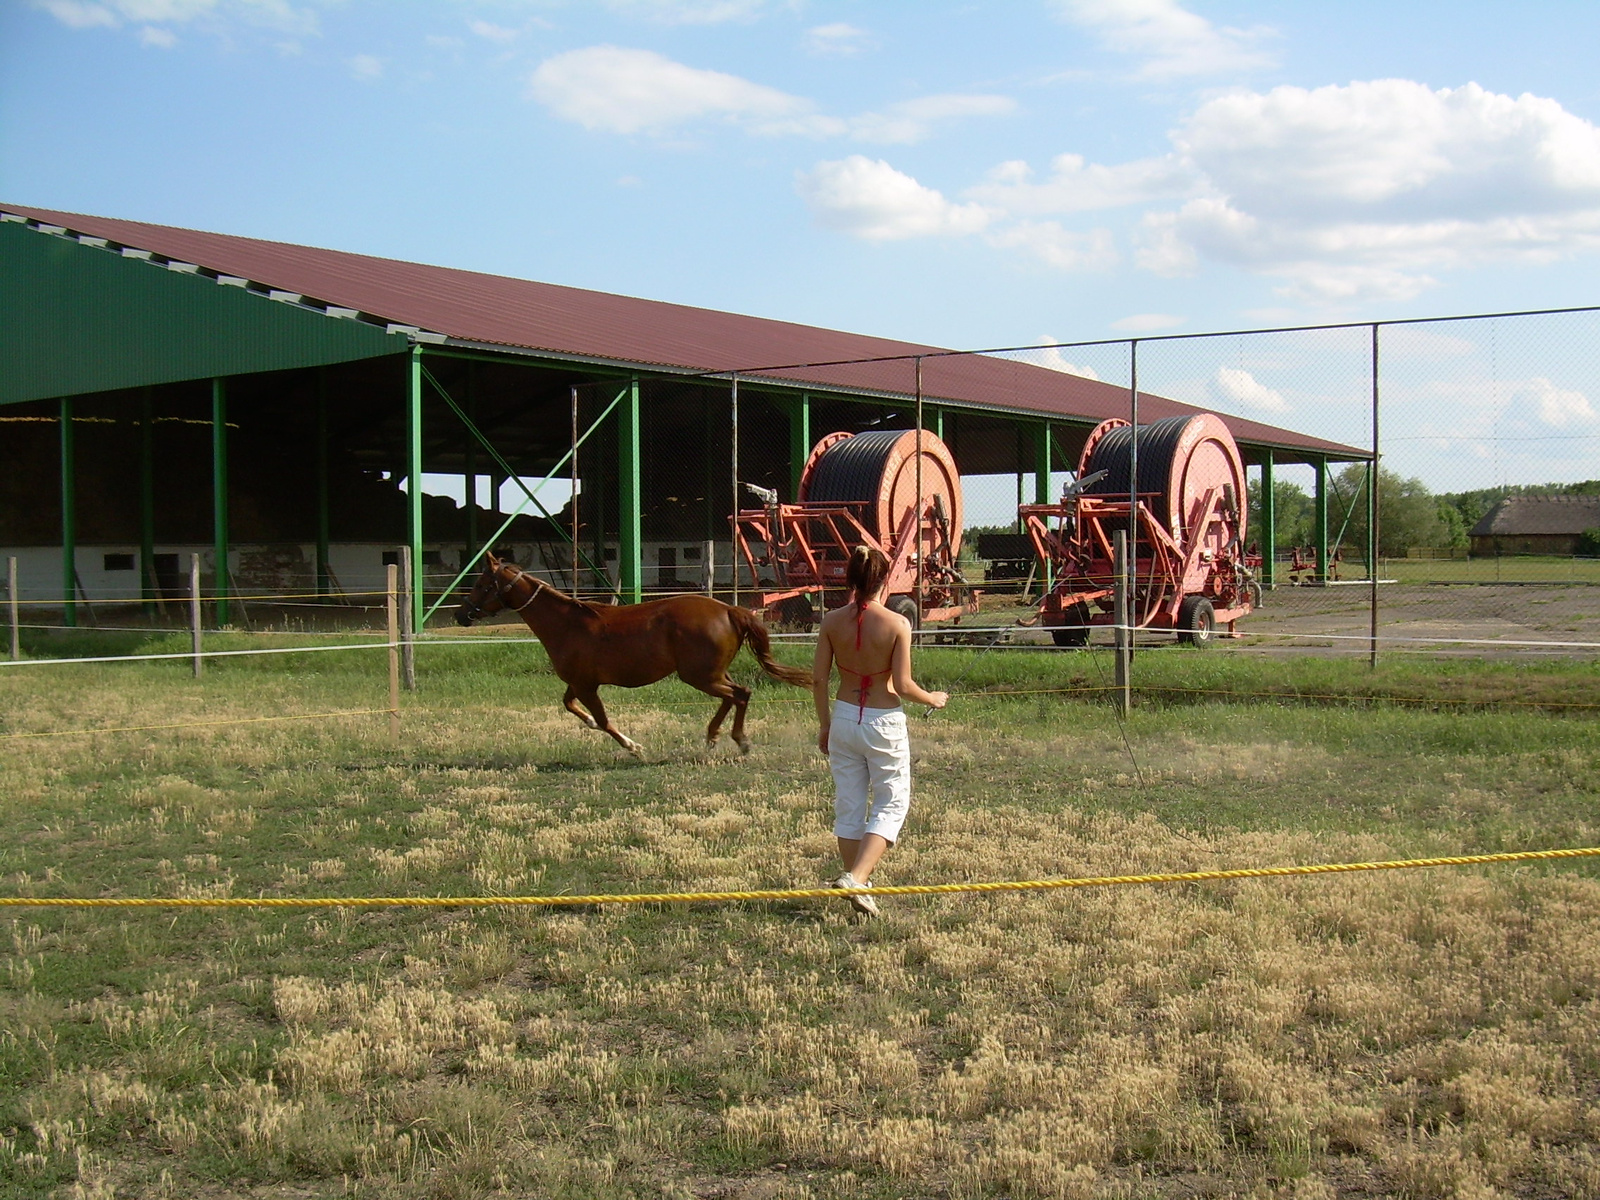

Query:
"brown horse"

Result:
[[455, 555, 812, 756]]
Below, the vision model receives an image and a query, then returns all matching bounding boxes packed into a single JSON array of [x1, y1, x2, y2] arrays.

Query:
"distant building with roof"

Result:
[[1468, 495, 1600, 556]]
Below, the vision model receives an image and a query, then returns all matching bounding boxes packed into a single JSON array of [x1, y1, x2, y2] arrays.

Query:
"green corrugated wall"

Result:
[[1, 221, 404, 406]]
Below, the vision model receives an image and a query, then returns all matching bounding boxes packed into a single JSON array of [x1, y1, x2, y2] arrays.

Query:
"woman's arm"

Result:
[[890, 620, 948, 710], [812, 624, 836, 752]]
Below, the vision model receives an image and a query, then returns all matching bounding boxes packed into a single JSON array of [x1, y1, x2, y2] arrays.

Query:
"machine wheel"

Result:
[[1050, 602, 1092, 647], [887, 594, 920, 628], [1176, 595, 1216, 648], [772, 596, 817, 631]]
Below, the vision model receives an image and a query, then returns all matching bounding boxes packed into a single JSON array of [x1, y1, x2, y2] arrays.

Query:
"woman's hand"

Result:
[[924, 690, 949, 711], [818, 726, 830, 754]]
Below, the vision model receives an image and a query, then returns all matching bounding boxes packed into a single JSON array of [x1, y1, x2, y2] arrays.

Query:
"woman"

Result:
[[812, 545, 948, 916]]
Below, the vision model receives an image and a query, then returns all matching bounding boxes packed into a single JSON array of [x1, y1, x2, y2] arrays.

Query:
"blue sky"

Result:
[[3, 0, 1599, 505]]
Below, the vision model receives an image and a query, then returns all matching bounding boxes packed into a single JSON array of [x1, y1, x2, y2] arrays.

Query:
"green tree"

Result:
[[1246, 478, 1313, 554], [1331, 465, 1450, 560]]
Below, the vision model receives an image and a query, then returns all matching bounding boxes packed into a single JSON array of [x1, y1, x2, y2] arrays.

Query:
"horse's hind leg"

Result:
[[562, 686, 600, 731], [705, 699, 735, 750], [579, 688, 642, 757], [726, 683, 753, 754]]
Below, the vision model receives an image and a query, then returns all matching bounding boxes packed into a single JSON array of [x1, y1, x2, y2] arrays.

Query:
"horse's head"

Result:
[[455, 553, 507, 626]]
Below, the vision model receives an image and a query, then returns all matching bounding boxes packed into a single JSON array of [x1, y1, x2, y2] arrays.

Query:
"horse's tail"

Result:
[[733, 607, 814, 688]]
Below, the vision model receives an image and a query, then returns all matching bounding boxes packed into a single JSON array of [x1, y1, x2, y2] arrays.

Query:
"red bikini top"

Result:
[[841, 602, 894, 721]]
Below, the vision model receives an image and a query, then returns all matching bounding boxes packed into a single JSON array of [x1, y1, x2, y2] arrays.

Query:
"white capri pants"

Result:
[[828, 701, 912, 844]]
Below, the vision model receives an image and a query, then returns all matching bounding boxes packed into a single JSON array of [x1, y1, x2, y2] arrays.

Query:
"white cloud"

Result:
[[349, 53, 383, 82], [1053, 0, 1274, 79], [968, 151, 1193, 215], [138, 23, 176, 45], [986, 221, 1117, 271], [35, 1, 118, 28], [804, 22, 871, 57], [528, 47, 1015, 145], [34, 0, 317, 36], [1531, 378, 1596, 428], [1110, 313, 1184, 332], [851, 93, 1016, 145], [1151, 80, 1600, 301], [1032, 344, 1102, 380], [468, 19, 519, 43], [797, 157, 993, 241], [528, 46, 828, 136], [1211, 366, 1289, 414], [599, 0, 766, 24]]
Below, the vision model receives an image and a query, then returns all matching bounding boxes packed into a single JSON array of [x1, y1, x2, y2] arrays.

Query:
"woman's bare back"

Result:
[[822, 601, 905, 710]]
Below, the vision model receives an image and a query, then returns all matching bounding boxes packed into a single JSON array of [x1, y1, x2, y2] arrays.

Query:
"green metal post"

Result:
[[931, 408, 944, 439], [1259, 454, 1276, 589], [1313, 456, 1329, 584], [140, 387, 155, 615], [316, 371, 330, 598], [619, 375, 642, 604], [60, 396, 76, 628], [212, 378, 229, 626], [1034, 423, 1052, 503], [465, 362, 478, 568], [788, 392, 811, 501], [408, 346, 424, 632]]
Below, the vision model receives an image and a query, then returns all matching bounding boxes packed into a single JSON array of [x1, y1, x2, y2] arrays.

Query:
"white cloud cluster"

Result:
[[527, 46, 1014, 145], [599, 0, 766, 24], [804, 76, 1600, 305], [1053, 0, 1274, 80]]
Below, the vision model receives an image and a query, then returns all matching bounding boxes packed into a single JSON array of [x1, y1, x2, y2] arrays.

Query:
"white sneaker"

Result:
[[831, 872, 880, 917]]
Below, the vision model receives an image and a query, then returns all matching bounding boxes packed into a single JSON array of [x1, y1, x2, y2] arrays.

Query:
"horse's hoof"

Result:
[[736, 739, 751, 755], [623, 739, 644, 758]]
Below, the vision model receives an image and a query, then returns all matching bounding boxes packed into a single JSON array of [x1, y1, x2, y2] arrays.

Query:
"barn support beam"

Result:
[[1313, 455, 1329, 584], [619, 375, 642, 604], [60, 396, 76, 627], [140, 387, 155, 615], [1034, 423, 1052, 504], [315, 371, 330, 598], [787, 392, 810, 501], [464, 362, 478, 567], [1259, 454, 1276, 589], [212, 378, 229, 627], [407, 346, 424, 632]]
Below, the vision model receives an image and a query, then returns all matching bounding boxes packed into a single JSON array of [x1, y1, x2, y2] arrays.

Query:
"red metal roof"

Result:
[[2, 203, 1366, 459]]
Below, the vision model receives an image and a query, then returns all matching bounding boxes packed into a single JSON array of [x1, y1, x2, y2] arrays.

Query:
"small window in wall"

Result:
[[683, 545, 702, 562], [422, 551, 444, 566], [604, 548, 618, 561], [381, 551, 399, 566], [104, 553, 135, 571]]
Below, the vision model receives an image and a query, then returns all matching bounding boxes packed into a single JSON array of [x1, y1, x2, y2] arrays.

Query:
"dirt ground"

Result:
[[963, 582, 1600, 657]]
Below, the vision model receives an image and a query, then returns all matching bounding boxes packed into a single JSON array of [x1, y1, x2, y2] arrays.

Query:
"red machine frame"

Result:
[[1019, 419, 1258, 645], [730, 490, 977, 625]]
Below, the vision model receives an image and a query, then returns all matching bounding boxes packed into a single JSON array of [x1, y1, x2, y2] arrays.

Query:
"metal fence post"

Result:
[[189, 553, 202, 679], [1369, 323, 1381, 669], [1114, 529, 1131, 714]]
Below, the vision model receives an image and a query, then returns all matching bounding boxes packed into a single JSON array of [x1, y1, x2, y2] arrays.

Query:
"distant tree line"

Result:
[[1248, 471, 1600, 559], [963, 477, 1600, 561]]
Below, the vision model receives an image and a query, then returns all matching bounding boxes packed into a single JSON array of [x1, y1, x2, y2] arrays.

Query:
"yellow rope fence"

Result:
[[4, 846, 1596, 910]]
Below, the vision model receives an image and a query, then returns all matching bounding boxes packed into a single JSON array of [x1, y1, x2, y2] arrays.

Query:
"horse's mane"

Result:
[[500, 563, 603, 618]]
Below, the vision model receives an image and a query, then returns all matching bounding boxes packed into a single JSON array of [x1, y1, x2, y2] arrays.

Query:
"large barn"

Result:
[[1, 204, 1367, 628]]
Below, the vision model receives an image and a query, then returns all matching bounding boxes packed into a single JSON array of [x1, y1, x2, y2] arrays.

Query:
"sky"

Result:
[[3, 0, 1599, 509]]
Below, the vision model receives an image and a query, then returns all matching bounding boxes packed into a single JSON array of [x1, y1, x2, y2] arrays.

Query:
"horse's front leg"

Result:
[[562, 686, 600, 730], [578, 687, 642, 757]]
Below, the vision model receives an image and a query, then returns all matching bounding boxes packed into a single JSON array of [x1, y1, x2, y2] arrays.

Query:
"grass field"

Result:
[[2, 631, 1599, 1199]]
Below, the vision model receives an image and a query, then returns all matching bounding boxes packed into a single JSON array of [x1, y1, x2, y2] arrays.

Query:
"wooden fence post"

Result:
[[387, 563, 400, 744], [7, 557, 17, 661], [399, 545, 416, 691], [189, 553, 203, 679]]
